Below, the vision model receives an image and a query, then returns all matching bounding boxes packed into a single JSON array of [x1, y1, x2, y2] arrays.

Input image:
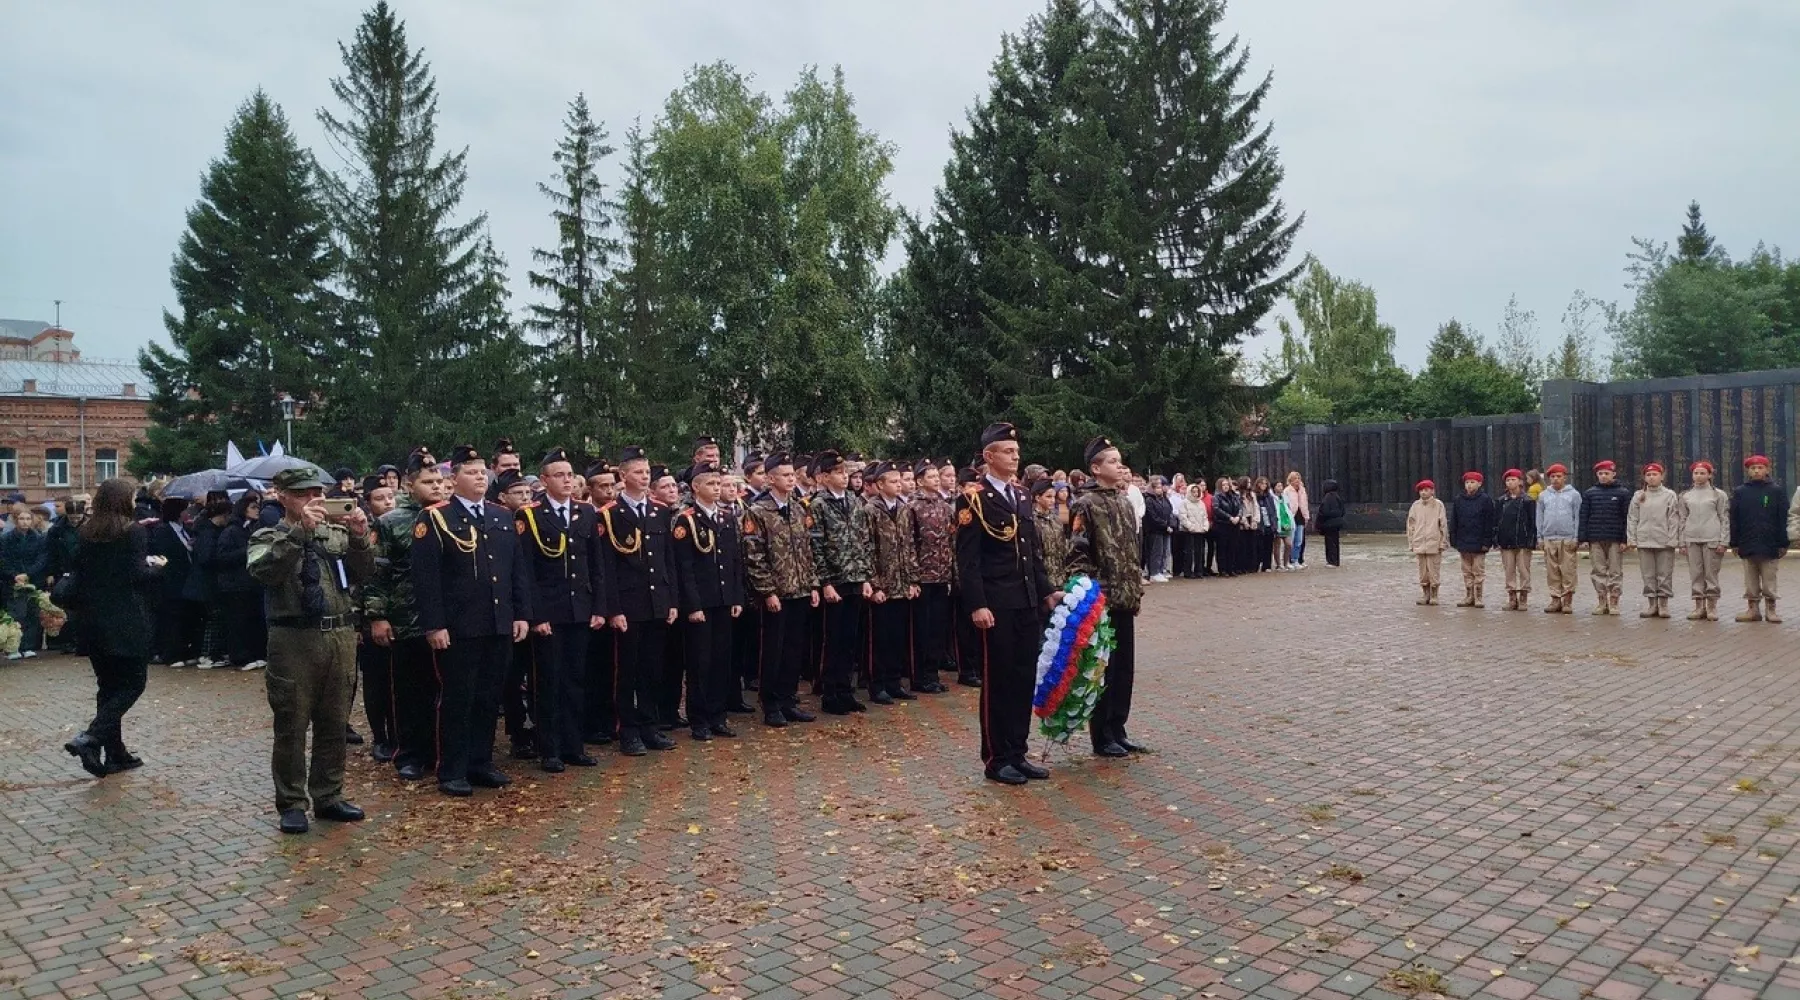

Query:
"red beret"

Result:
[[1462, 471, 1484, 484], [1745, 454, 1771, 468], [1691, 460, 1714, 474], [1545, 463, 1567, 476], [1593, 460, 1616, 472], [1502, 468, 1523, 481], [1644, 462, 1663, 475], [1415, 479, 1436, 492]]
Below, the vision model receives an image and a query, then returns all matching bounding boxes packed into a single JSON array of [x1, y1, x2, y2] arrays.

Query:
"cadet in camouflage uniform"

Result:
[[1066, 436, 1147, 759], [1032, 479, 1072, 592], [743, 453, 821, 725], [865, 461, 922, 703], [248, 464, 378, 834], [362, 450, 442, 781], [806, 451, 873, 715], [908, 461, 955, 693]]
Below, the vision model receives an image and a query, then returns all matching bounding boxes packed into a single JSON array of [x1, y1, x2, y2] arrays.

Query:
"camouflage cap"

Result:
[[271, 465, 335, 491]]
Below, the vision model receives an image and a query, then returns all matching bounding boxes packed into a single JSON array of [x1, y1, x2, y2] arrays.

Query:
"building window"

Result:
[[95, 448, 118, 482], [0, 448, 15, 488], [45, 448, 69, 488]]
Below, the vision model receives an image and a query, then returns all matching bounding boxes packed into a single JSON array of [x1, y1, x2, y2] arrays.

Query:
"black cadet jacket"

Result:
[[411, 497, 533, 640], [597, 496, 678, 622], [954, 479, 1052, 614], [1578, 483, 1632, 543], [515, 499, 608, 626], [672, 503, 745, 613]]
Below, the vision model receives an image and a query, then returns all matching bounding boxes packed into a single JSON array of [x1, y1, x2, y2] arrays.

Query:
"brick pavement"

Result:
[[2, 536, 1798, 1000]]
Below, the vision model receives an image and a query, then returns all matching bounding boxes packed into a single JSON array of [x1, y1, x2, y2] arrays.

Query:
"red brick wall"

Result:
[[0, 395, 150, 501]]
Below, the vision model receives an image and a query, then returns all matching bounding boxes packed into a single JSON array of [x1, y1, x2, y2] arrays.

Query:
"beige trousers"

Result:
[[1590, 542, 1625, 599], [1686, 545, 1724, 600], [1638, 547, 1675, 599], [1500, 549, 1532, 594], [1543, 540, 1579, 599], [1459, 552, 1486, 587], [1416, 553, 1441, 587], [1744, 558, 1781, 601]]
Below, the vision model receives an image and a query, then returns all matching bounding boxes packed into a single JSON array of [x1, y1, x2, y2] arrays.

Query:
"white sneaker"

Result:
[[241, 660, 267, 672], [5, 653, 21, 661], [1152, 574, 1171, 583], [21, 650, 37, 659], [195, 658, 216, 670]]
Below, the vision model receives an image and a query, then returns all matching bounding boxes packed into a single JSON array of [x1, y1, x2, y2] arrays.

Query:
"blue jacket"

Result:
[[1730, 480, 1791, 559], [1446, 491, 1497, 554], [1578, 483, 1632, 543]]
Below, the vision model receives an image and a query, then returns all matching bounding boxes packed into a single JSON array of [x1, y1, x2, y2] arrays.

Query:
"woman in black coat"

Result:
[[1315, 479, 1348, 567], [214, 491, 267, 669], [61, 478, 164, 777]]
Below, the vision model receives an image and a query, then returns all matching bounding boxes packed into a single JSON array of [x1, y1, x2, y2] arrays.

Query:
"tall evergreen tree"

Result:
[[314, 1, 489, 465], [1677, 200, 1719, 263], [135, 90, 336, 475], [527, 94, 617, 446]]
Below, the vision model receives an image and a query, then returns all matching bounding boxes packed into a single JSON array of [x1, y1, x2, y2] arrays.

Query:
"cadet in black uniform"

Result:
[[598, 446, 681, 756], [580, 460, 619, 743], [517, 449, 608, 772], [411, 444, 533, 797], [671, 462, 744, 740], [955, 423, 1054, 786]]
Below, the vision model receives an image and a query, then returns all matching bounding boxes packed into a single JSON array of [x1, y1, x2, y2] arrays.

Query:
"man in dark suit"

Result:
[[954, 422, 1055, 786], [411, 444, 532, 797], [516, 449, 608, 772], [146, 497, 201, 666], [598, 446, 681, 756], [671, 462, 743, 740]]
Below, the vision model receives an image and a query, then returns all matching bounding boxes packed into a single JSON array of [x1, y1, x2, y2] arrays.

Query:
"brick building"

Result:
[[0, 320, 150, 502]]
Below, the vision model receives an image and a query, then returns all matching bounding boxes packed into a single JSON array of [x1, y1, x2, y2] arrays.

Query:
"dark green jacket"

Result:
[[808, 490, 872, 585], [246, 519, 376, 620], [1067, 485, 1144, 614], [362, 494, 427, 639]]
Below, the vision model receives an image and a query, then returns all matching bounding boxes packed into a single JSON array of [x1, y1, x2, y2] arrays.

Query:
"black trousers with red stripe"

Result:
[[912, 583, 951, 686], [583, 628, 616, 740], [531, 623, 590, 760], [435, 634, 510, 783], [978, 606, 1039, 769], [357, 638, 396, 747], [870, 597, 911, 695], [614, 618, 666, 740], [391, 636, 438, 773], [683, 608, 734, 729], [760, 596, 812, 712], [819, 590, 864, 702]]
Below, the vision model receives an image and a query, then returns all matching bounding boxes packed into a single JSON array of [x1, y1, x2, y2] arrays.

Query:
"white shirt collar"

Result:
[[985, 474, 1014, 497]]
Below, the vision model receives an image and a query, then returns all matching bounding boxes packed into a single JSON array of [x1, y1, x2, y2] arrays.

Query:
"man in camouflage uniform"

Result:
[[865, 461, 922, 703], [248, 464, 378, 834], [363, 450, 442, 782], [1066, 436, 1147, 759], [1032, 479, 1072, 593], [743, 453, 821, 725], [806, 450, 873, 715], [908, 461, 955, 693]]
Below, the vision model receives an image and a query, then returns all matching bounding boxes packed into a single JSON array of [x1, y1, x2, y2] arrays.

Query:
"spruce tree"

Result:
[[135, 90, 336, 475], [1677, 201, 1718, 263], [315, 1, 488, 464]]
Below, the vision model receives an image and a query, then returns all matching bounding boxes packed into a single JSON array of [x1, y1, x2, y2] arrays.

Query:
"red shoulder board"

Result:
[[426, 501, 450, 509]]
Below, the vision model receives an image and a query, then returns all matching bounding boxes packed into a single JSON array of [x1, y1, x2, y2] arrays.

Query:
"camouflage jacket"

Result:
[[247, 519, 377, 621], [908, 492, 955, 585], [743, 492, 819, 599], [1067, 485, 1143, 614], [1034, 507, 1072, 592], [808, 490, 873, 585], [865, 497, 919, 595], [362, 494, 427, 639]]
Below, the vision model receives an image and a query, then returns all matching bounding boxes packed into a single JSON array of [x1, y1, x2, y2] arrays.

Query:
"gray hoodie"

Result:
[[1536, 484, 1582, 541]]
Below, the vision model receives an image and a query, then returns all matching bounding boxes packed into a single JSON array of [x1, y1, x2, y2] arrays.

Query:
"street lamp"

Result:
[[277, 394, 296, 454]]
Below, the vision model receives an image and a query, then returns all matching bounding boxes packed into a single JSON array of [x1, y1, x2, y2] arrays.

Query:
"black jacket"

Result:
[[1578, 483, 1632, 543], [1316, 481, 1347, 533], [1446, 491, 1497, 553], [516, 499, 608, 626], [213, 520, 258, 594], [1142, 493, 1174, 534], [672, 504, 744, 613], [1256, 491, 1278, 535], [410, 498, 533, 639], [1212, 490, 1243, 528], [45, 518, 80, 582], [1730, 480, 1791, 559], [183, 518, 223, 603], [954, 481, 1051, 613], [598, 496, 679, 622], [145, 520, 193, 601], [1494, 493, 1538, 549], [69, 524, 160, 658]]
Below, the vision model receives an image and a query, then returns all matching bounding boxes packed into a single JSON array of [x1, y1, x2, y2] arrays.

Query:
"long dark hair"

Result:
[[230, 490, 262, 523], [80, 478, 137, 543]]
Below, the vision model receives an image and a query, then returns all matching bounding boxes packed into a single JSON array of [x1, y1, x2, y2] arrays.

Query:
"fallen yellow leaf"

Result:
[[688, 824, 702, 835]]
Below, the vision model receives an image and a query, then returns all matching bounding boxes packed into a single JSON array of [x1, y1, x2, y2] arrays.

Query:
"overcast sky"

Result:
[[3, 1, 1796, 371]]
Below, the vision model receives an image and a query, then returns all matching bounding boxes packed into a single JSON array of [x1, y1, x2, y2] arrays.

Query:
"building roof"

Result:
[[0, 319, 52, 340], [0, 357, 148, 400]]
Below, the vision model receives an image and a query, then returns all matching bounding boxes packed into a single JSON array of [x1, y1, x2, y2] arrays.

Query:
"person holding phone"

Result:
[[247, 465, 377, 833]]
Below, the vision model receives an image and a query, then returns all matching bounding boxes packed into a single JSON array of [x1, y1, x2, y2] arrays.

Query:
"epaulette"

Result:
[[522, 501, 541, 509], [599, 500, 618, 511], [425, 501, 449, 509]]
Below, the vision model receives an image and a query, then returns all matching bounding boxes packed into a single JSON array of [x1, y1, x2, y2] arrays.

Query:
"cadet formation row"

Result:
[[1404, 457, 1797, 620]]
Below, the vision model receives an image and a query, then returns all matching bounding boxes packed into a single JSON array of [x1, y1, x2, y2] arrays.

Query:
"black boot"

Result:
[[104, 741, 144, 773], [64, 732, 107, 777]]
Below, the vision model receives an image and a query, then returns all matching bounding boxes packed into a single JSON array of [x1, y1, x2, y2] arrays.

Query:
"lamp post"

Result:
[[277, 394, 296, 454]]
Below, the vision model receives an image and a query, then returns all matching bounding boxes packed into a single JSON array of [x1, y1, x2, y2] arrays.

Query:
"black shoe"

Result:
[[567, 753, 599, 767], [984, 764, 1029, 786], [103, 745, 144, 773], [1015, 759, 1050, 780], [509, 742, 538, 760], [656, 721, 676, 732], [645, 731, 677, 751], [396, 763, 427, 781], [619, 736, 648, 756], [710, 723, 737, 738], [690, 727, 712, 742], [869, 690, 895, 706], [1094, 742, 1129, 758], [763, 713, 788, 729], [279, 808, 310, 833], [727, 701, 755, 714], [541, 757, 566, 773], [915, 682, 948, 694], [344, 726, 364, 745], [315, 800, 365, 823], [468, 767, 511, 788], [64, 732, 107, 777], [847, 698, 868, 713], [583, 731, 614, 745], [782, 706, 816, 723], [1117, 737, 1150, 754], [821, 698, 854, 716], [888, 687, 917, 701], [957, 673, 982, 688], [371, 743, 396, 763], [438, 779, 473, 797]]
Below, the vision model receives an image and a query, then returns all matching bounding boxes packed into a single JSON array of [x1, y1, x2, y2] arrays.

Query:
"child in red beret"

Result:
[[1495, 470, 1537, 610], [1677, 461, 1729, 620], [1627, 463, 1679, 618], [1447, 472, 1497, 608], [1579, 460, 1632, 615], [1406, 481, 1447, 605], [1729, 455, 1790, 622]]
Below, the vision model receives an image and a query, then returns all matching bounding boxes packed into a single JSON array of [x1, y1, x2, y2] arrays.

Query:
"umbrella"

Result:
[[226, 454, 313, 481], [162, 469, 233, 499]]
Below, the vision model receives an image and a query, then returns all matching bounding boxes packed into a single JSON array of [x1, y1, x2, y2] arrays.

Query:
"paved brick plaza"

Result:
[[3, 536, 1798, 1000]]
